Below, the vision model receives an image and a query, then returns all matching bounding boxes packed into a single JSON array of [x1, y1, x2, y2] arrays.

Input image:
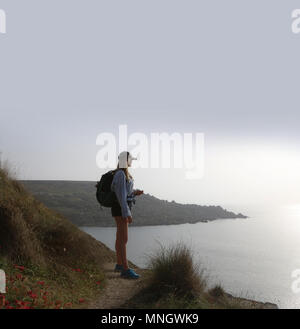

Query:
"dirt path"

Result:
[[89, 263, 147, 309]]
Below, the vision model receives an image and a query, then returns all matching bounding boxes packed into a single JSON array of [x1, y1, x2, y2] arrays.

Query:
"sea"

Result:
[[81, 204, 300, 309]]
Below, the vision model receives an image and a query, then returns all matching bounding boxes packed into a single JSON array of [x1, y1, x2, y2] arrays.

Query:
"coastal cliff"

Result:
[[21, 180, 247, 227]]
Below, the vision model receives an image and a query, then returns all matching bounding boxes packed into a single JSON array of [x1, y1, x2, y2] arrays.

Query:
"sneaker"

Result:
[[114, 264, 124, 272], [120, 268, 140, 279]]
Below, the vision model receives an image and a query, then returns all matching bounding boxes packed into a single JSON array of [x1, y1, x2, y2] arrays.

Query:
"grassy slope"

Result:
[[0, 169, 115, 309]]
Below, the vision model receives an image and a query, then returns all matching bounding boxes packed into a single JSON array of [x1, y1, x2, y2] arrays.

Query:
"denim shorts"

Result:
[[111, 202, 132, 217]]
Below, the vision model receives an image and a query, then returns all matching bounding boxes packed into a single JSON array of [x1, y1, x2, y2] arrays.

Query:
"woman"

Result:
[[111, 151, 143, 279]]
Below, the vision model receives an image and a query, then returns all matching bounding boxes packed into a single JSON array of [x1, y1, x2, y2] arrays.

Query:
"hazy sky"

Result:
[[1, 1, 300, 207]]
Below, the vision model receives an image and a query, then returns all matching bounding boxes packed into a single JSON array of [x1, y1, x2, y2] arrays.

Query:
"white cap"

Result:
[[118, 151, 137, 168]]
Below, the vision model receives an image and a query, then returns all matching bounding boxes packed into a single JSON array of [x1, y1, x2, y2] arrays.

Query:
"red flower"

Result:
[[6, 306, 14, 309], [27, 291, 37, 299], [72, 268, 82, 272], [78, 298, 85, 303], [14, 265, 25, 271], [37, 281, 45, 285], [9, 276, 15, 282], [16, 273, 23, 280], [96, 281, 101, 285]]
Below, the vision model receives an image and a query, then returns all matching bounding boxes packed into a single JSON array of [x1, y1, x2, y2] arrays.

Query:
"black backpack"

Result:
[[95, 170, 118, 207]]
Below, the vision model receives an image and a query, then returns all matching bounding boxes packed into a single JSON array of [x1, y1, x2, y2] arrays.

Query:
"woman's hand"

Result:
[[126, 216, 133, 224], [134, 189, 144, 196]]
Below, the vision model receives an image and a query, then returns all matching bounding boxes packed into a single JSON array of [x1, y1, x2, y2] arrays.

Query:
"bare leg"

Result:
[[114, 216, 129, 270], [115, 234, 122, 265]]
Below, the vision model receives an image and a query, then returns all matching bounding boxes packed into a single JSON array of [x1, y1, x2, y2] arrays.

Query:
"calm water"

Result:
[[81, 205, 300, 309]]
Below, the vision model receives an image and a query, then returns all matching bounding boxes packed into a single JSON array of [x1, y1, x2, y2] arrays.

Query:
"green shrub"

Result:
[[209, 285, 225, 298], [146, 242, 206, 299]]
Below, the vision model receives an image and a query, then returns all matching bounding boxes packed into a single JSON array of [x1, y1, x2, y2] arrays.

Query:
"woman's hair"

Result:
[[114, 152, 133, 181], [114, 165, 132, 181]]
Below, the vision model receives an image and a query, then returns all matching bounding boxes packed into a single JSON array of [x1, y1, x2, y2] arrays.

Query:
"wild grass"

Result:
[[0, 168, 114, 309], [146, 242, 206, 299], [123, 242, 266, 309], [209, 285, 225, 298]]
